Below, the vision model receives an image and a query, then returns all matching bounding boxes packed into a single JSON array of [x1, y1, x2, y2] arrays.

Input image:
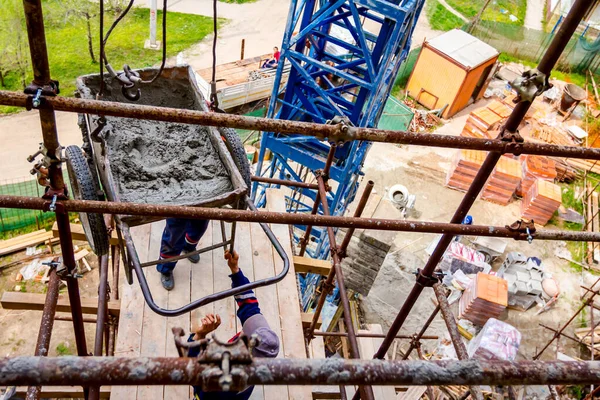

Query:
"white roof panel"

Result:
[[427, 29, 499, 69]]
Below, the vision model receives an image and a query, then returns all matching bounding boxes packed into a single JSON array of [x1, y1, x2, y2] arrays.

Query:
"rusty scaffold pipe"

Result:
[[3, 357, 600, 387], [2, 195, 600, 242], [3, 90, 600, 160]]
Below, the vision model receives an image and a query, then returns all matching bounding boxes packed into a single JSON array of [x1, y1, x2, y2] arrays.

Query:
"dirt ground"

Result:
[[0, 241, 100, 358], [358, 101, 599, 362]]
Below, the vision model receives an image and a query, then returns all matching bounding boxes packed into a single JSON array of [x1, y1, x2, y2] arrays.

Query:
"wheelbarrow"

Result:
[[67, 65, 289, 317]]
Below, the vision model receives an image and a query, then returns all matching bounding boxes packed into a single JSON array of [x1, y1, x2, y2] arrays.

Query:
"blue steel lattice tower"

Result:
[[255, 0, 424, 258]]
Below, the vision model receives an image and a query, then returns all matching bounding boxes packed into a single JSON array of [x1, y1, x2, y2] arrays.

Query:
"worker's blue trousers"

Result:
[[157, 218, 210, 274]]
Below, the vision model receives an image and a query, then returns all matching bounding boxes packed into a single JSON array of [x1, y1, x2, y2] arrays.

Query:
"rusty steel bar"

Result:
[[534, 289, 599, 359], [298, 144, 337, 257], [4, 195, 600, 243], [251, 175, 319, 190], [402, 305, 441, 360], [89, 253, 111, 400], [433, 283, 484, 400], [25, 268, 60, 400], [313, 331, 438, 340], [316, 174, 375, 400], [373, 0, 594, 362], [539, 323, 590, 346], [54, 314, 98, 324], [5, 90, 600, 161], [5, 357, 600, 387], [339, 180, 374, 255]]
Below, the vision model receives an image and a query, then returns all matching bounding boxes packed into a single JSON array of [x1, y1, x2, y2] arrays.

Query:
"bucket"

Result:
[[244, 145, 257, 164], [560, 83, 586, 112]]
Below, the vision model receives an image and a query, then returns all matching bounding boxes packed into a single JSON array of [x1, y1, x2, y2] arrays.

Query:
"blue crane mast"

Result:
[[254, 0, 424, 258]]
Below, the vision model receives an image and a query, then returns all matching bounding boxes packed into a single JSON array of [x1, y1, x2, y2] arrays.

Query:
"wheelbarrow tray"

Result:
[[76, 66, 247, 226]]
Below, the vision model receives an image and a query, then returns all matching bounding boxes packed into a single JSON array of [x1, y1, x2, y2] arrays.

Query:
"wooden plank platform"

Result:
[[112, 192, 311, 399]]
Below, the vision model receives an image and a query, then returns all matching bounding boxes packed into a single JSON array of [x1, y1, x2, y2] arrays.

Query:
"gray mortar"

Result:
[[79, 73, 233, 205]]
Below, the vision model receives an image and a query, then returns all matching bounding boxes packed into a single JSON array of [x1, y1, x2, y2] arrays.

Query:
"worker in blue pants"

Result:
[[157, 218, 210, 290]]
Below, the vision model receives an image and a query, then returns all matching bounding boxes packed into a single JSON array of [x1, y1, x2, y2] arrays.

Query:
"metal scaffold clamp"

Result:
[[414, 269, 442, 288], [172, 327, 258, 392], [24, 80, 60, 110], [511, 68, 551, 104], [325, 115, 356, 144], [506, 219, 536, 244]]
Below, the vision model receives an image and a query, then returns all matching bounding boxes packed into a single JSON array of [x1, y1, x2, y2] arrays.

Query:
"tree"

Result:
[[61, 0, 98, 63], [0, 0, 29, 88], [467, 0, 493, 34]]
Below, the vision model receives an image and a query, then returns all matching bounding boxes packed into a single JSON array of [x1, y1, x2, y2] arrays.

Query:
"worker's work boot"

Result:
[[183, 249, 200, 264], [161, 272, 175, 291]]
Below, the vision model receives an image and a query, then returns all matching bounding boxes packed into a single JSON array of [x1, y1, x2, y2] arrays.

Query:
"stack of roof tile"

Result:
[[459, 273, 508, 327], [481, 156, 522, 205], [446, 150, 487, 192], [461, 102, 506, 139], [521, 179, 562, 226], [515, 155, 557, 197]]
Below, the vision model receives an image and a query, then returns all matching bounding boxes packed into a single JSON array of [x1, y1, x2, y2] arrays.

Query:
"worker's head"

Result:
[[273, 46, 279, 52], [243, 314, 280, 358]]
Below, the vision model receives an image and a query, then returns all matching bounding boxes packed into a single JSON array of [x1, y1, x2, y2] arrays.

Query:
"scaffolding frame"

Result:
[[1, 0, 600, 399]]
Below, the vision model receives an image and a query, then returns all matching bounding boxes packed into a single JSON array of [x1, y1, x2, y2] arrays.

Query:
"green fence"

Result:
[[0, 174, 72, 234]]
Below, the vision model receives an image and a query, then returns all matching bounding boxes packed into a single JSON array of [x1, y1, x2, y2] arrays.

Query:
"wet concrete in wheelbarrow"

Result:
[[79, 73, 233, 205]]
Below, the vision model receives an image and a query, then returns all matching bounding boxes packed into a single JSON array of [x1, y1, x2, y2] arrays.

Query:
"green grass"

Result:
[[0, 2, 217, 114], [426, 0, 465, 31], [445, 0, 527, 26], [56, 342, 73, 356]]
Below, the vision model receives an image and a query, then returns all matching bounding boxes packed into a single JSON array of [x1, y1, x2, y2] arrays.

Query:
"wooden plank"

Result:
[[111, 224, 151, 400], [301, 312, 322, 329], [0, 291, 120, 316], [15, 386, 111, 399], [0, 231, 53, 256], [191, 221, 215, 332], [164, 223, 192, 400], [593, 192, 599, 263], [364, 325, 396, 400], [52, 222, 122, 246], [235, 222, 265, 400], [397, 386, 428, 400], [0, 229, 46, 247], [250, 220, 287, 400], [137, 221, 169, 400], [266, 188, 312, 400], [212, 221, 238, 340], [293, 255, 332, 276]]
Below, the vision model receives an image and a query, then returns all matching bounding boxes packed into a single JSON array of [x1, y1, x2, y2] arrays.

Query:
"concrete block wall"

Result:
[[340, 231, 392, 295]]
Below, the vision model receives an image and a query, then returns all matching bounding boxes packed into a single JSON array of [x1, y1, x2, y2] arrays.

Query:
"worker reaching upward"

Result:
[[185, 250, 280, 399]]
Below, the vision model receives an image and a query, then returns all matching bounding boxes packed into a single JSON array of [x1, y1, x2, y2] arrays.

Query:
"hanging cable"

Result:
[[209, 0, 221, 111], [99, 0, 105, 98], [101, 0, 168, 100]]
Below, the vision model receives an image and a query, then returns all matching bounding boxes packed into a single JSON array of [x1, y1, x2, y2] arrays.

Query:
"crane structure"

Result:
[[254, 0, 425, 257]]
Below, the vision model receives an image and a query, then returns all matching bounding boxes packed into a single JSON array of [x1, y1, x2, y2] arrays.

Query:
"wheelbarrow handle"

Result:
[[119, 198, 290, 318]]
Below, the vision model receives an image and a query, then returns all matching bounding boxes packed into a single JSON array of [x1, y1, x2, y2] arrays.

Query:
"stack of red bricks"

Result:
[[521, 179, 562, 226], [459, 273, 508, 327], [481, 156, 522, 205], [515, 155, 557, 197], [446, 150, 486, 192]]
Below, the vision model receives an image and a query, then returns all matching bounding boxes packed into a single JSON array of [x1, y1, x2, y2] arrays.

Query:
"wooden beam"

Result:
[[15, 386, 111, 398], [52, 222, 122, 246], [293, 255, 332, 276], [302, 312, 322, 330], [0, 231, 53, 257], [0, 291, 120, 316]]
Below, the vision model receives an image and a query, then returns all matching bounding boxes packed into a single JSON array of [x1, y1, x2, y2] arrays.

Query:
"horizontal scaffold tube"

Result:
[[1, 357, 600, 387], [0, 195, 597, 242], [2, 90, 600, 160]]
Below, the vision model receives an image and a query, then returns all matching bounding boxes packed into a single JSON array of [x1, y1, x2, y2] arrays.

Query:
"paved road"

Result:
[[437, 0, 469, 23]]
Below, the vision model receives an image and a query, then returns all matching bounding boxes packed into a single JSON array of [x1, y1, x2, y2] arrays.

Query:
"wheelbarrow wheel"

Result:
[[218, 127, 252, 203], [65, 145, 109, 255]]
